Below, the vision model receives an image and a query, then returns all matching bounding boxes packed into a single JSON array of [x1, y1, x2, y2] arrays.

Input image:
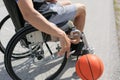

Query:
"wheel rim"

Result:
[[0, 15, 32, 58], [5, 28, 67, 80]]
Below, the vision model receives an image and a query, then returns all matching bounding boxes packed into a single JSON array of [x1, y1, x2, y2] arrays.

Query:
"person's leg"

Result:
[[71, 3, 86, 56], [70, 3, 86, 44], [48, 3, 86, 38], [73, 3, 86, 32], [55, 3, 86, 33], [48, 4, 76, 25]]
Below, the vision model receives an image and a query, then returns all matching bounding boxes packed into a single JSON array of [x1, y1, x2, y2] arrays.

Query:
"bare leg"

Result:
[[74, 3, 86, 32], [71, 3, 86, 44]]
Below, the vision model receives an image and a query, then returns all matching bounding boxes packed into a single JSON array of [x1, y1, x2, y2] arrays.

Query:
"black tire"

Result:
[[0, 14, 10, 53], [0, 15, 32, 58], [4, 26, 67, 80]]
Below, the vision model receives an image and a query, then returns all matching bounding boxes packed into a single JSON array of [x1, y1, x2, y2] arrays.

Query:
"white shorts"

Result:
[[48, 3, 77, 24]]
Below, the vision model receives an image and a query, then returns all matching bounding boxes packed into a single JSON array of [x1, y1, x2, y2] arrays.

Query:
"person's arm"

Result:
[[17, 0, 71, 57], [18, 0, 63, 38]]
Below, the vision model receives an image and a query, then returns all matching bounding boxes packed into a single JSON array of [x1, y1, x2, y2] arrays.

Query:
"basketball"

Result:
[[75, 54, 104, 80]]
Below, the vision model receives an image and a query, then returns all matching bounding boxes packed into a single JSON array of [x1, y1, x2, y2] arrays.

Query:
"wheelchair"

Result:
[[3, 0, 94, 80]]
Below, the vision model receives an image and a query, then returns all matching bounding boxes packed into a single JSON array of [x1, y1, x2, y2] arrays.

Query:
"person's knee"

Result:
[[76, 3, 86, 16]]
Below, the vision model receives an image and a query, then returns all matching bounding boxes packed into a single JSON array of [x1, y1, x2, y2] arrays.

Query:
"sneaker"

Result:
[[70, 42, 84, 57]]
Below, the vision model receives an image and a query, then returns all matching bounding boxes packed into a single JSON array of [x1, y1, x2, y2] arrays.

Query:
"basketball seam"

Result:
[[86, 55, 94, 80], [78, 58, 88, 80]]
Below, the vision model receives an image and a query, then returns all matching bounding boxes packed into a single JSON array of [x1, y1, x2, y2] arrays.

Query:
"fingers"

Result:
[[57, 35, 80, 58], [58, 46, 70, 58], [66, 47, 70, 58], [57, 35, 71, 58]]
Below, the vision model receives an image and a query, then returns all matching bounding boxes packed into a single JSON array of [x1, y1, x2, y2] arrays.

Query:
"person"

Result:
[[15, 0, 86, 58]]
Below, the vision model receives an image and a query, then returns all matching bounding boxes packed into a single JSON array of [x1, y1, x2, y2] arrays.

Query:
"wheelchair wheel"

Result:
[[0, 15, 32, 58], [4, 26, 67, 80], [0, 14, 10, 53]]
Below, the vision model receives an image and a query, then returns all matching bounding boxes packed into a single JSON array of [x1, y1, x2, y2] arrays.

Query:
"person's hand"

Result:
[[57, 32, 81, 58], [58, 33, 71, 58]]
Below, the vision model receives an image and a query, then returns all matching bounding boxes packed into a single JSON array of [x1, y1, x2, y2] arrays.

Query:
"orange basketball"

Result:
[[75, 54, 104, 80]]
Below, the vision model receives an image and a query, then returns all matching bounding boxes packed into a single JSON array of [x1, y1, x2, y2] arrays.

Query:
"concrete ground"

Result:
[[0, 0, 120, 80]]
